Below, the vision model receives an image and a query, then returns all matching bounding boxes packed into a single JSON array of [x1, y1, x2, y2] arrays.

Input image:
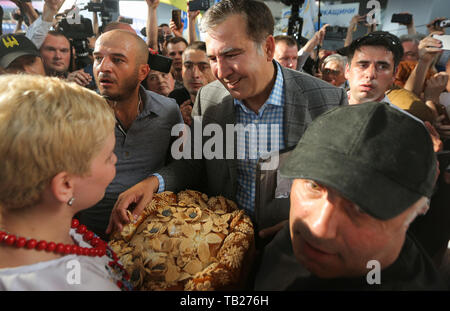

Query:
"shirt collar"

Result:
[[138, 85, 161, 119], [234, 60, 285, 112]]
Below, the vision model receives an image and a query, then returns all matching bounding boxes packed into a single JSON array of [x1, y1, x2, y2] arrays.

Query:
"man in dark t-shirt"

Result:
[[255, 102, 447, 290], [168, 41, 215, 125]]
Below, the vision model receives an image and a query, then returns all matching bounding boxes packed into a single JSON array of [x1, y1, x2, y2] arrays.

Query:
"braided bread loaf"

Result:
[[109, 190, 254, 290]]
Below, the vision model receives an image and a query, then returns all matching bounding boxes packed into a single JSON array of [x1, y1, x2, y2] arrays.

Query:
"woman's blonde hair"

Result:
[[0, 75, 115, 209]]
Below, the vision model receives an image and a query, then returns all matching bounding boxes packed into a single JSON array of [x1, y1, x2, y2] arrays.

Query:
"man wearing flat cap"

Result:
[[254, 102, 447, 290], [0, 33, 44, 75]]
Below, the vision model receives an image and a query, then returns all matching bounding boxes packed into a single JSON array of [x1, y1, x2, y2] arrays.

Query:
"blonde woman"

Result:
[[0, 75, 132, 290]]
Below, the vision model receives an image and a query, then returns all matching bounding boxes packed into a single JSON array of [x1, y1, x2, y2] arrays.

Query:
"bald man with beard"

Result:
[[77, 30, 183, 239]]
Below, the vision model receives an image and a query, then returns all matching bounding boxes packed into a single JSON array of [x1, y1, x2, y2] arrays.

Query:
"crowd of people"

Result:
[[0, 0, 449, 291]]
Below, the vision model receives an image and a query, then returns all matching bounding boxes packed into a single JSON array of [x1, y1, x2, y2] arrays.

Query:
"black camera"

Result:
[[188, 0, 210, 11], [435, 19, 450, 28], [58, 16, 94, 70], [391, 13, 412, 25], [12, 12, 22, 21], [148, 51, 173, 73], [85, 0, 119, 28], [58, 15, 94, 40]]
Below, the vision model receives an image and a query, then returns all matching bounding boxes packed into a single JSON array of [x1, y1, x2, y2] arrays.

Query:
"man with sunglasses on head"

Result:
[[339, 31, 438, 124], [339, 31, 404, 106]]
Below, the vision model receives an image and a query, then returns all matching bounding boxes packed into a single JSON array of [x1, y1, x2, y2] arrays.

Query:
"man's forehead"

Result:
[[353, 46, 394, 62], [94, 35, 133, 55], [276, 41, 297, 50], [183, 49, 207, 61], [167, 42, 187, 51], [205, 39, 244, 58], [204, 15, 253, 54], [42, 35, 70, 48]]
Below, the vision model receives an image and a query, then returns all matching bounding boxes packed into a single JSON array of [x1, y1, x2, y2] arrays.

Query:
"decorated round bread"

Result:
[[109, 190, 254, 290]]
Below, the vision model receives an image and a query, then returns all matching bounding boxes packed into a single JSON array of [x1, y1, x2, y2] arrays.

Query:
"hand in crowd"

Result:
[[146, 0, 160, 9], [8, 0, 25, 10], [434, 114, 450, 139], [303, 24, 329, 54], [180, 100, 193, 126], [314, 24, 329, 46], [418, 32, 443, 63], [427, 17, 448, 33], [395, 12, 414, 26], [106, 176, 160, 235], [395, 12, 417, 35], [348, 14, 366, 32], [187, 3, 200, 22], [424, 72, 449, 104], [42, 0, 64, 22], [424, 121, 444, 153], [42, 0, 66, 22], [10, 9, 23, 22], [66, 69, 93, 87], [9, 0, 39, 25], [169, 19, 184, 38]]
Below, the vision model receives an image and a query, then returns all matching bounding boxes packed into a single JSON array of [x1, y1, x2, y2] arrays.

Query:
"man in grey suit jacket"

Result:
[[106, 0, 347, 236]]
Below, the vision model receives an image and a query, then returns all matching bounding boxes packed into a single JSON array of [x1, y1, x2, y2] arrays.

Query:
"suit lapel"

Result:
[[221, 96, 238, 197], [282, 68, 307, 148]]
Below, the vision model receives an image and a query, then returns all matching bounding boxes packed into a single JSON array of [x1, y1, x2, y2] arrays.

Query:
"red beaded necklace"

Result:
[[0, 219, 107, 257], [0, 219, 132, 290]]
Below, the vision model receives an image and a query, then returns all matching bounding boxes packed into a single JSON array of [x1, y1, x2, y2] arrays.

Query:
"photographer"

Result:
[[9, 0, 40, 28], [11, 9, 25, 34]]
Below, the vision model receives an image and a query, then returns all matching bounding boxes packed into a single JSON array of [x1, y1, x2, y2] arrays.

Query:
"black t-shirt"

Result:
[[254, 224, 447, 290]]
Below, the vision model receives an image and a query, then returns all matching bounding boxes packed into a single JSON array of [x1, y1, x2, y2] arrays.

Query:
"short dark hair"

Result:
[[166, 36, 188, 48], [342, 31, 404, 70], [200, 0, 274, 45], [44, 30, 70, 45], [185, 41, 206, 53], [274, 35, 298, 49]]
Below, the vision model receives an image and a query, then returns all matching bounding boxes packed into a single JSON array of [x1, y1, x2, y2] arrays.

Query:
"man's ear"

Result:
[[50, 172, 75, 205], [138, 63, 150, 83], [265, 35, 275, 61], [392, 65, 398, 84], [344, 63, 350, 80]]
